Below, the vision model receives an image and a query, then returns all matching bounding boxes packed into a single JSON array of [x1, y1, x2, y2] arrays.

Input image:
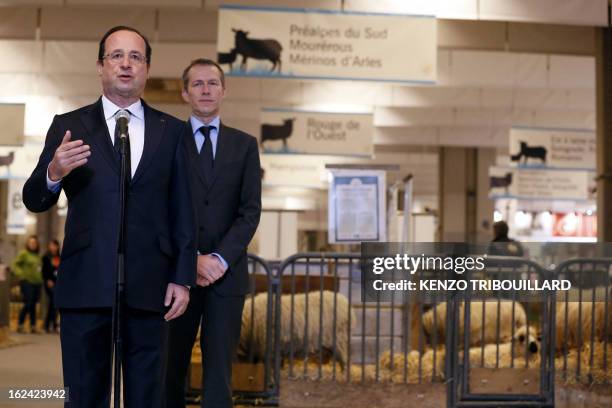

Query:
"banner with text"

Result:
[[489, 166, 595, 201], [260, 109, 373, 156], [509, 127, 595, 170], [218, 5, 436, 83], [328, 169, 386, 243]]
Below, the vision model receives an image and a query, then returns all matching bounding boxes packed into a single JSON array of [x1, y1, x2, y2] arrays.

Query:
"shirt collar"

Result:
[[101, 95, 144, 121], [190, 115, 220, 135]]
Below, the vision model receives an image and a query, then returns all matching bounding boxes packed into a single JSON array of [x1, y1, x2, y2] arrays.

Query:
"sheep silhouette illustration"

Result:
[[0, 151, 15, 176], [217, 48, 238, 71], [510, 141, 547, 164], [489, 172, 513, 195], [260, 118, 296, 151], [232, 29, 283, 73]]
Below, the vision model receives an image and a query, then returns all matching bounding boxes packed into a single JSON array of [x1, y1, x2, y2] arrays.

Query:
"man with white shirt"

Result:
[[22, 26, 195, 408], [165, 59, 261, 408]]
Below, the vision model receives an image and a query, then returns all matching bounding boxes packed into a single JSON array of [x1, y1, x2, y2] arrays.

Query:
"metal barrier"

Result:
[[185, 253, 611, 406], [447, 257, 556, 408], [553, 258, 610, 386], [277, 253, 358, 382], [234, 254, 281, 406], [274, 253, 447, 385]]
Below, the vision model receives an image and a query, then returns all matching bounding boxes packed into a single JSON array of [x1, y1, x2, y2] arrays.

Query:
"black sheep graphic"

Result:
[[0, 151, 14, 167], [489, 172, 513, 195], [260, 118, 296, 149], [217, 48, 238, 71], [232, 29, 283, 73], [511, 141, 547, 164], [0, 151, 15, 175]]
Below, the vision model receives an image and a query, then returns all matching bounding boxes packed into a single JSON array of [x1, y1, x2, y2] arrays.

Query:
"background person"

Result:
[[12, 235, 43, 334], [42, 239, 61, 333], [489, 220, 525, 257]]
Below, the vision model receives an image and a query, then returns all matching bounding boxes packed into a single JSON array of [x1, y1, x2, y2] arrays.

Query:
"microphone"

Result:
[[115, 110, 130, 139]]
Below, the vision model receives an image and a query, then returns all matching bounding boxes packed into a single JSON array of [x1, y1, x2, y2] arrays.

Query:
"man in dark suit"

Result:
[[22, 26, 196, 408], [165, 59, 261, 408]]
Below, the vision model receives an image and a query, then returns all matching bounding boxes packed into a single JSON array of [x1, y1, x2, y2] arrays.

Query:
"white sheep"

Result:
[[237, 290, 354, 370], [555, 300, 612, 351], [462, 325, 541, 369], [421, 300, 527, 347]]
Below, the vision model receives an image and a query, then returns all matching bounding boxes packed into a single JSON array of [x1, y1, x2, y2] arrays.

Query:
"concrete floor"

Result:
[[0, 332, 63, 408]]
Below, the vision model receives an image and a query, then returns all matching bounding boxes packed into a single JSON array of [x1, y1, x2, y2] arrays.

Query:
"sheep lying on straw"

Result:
[[237, 290, 354, 370], [421, 300, 527, 347], [555, 341, 611, 384], [460, 325, 541, 369], [379, 325, 541, 382], [555, 300, 612, 351]]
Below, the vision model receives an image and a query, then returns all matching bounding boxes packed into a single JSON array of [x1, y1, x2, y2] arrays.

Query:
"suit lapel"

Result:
[[131, 101, 165, 185], [80, 97, 118, 175], [184, 121, 209, 189]]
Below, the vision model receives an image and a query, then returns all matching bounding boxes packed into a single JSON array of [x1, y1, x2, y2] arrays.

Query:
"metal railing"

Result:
[[553, 258, 610, 386], [447, 256, 556, 408], [181, 253, 611, 406]]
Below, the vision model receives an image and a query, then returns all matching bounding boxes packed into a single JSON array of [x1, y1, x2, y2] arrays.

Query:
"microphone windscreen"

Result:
[[115, 109, 131, 124]]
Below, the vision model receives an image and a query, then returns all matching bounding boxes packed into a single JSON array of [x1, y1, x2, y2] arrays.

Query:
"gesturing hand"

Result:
[[48, 130, 91, 181]]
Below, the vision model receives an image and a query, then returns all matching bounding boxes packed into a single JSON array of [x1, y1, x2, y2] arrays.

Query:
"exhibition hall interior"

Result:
[[0, 1, 610, 407]]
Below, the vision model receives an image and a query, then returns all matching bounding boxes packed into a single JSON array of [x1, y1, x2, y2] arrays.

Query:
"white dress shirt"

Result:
[[47, 95, 145, 190]]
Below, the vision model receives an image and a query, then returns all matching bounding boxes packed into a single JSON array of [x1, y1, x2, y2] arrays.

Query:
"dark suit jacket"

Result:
[[183, 121, 261, 296], [23, 97, 196, 312]]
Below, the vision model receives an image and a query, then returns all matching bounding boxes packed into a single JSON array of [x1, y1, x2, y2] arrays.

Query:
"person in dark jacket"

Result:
[[22, 26, 195, 407], [42, 239, 61, 333], [489, 220, 524, 257], [165, 59, 261, 408]]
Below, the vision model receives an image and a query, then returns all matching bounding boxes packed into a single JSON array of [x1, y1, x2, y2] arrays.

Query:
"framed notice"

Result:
[[328, 169, 386, 243]]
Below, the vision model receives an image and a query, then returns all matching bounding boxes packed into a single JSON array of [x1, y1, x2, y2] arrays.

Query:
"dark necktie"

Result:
[[114, 110, 131, 182], [199, 125, 215, 183]]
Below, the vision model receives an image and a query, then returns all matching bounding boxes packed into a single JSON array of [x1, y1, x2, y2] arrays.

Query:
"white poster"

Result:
[[489, 166, 595, 201], [509, 127, 595, 170], [328, 169, 386, 243], [217, 5, 436, 83], [260, 109, 373, 156], [7, 179, 26, 235]]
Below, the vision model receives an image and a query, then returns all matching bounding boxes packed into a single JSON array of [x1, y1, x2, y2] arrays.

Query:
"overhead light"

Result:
[[493, 210, 503, 222], [514, 210, 532, 229]]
